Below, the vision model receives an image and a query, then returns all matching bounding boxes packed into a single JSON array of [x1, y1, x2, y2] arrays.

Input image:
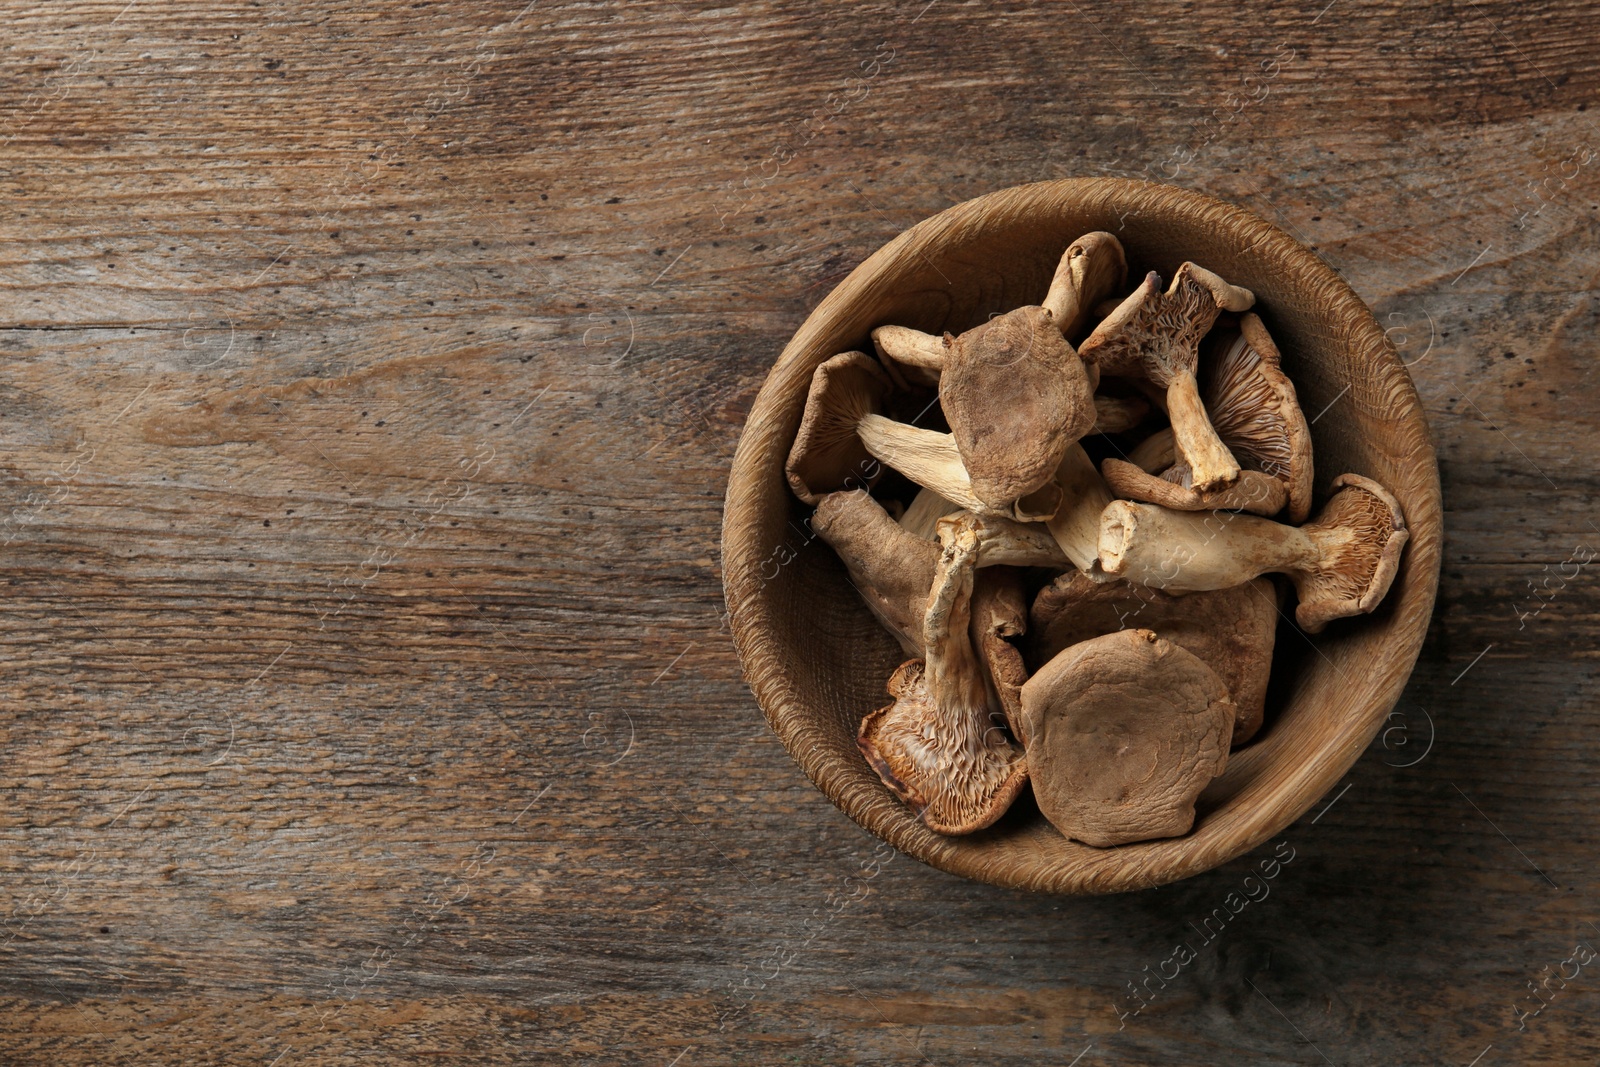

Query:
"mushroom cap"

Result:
[[785, 351, 893, 504], [1030, 571, 1280, 746], [1019, 628, 1234, 847], [1100, 457, 1288, 517], [1077, 262, 1256, 383], [1202, 313, 1315, 523], [1294, 473, 1409, 633], [812, 489, 939, 657], [1042, 231, 1129, 341], [970, 566, 1030, 743], [858, 660, 1029, 835], [941, 305, 1095, 511]]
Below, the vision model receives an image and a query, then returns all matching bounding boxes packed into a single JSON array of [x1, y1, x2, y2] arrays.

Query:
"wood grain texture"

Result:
[[2, 0, 1599, 1063]]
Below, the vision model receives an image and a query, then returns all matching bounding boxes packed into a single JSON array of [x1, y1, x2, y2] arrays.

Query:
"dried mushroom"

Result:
[[857, 518, 1028, 834], [1044, 443, 1115, 578], [785, 350, 893, 504], [1030, 570, 1280, 745], [1097, 473, 1408, 632], [1202, 313, 1316, 523], [1020, 628, 1234, 847], [1101, 456, 1288, 517], [939, 306, 1096, 512], [1092, 393, 1151, 435], [1078, 263, 1256, 491], [812, 489, 937, 657], [858, 416, 1063, 523], [898, 487, 961, 540], [1042, 231, 1129, 341], [871, 324, 945, 388], [971, 566, 1030, 743]]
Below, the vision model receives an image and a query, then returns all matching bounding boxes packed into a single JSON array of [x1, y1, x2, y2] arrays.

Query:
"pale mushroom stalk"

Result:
[[935, 509, 1072, 569], [871, 325, 945, 388], [1097, 473, 1408, 632], [1044, 443, 1114, 578], [858, 414, 1062, 522], [898, 487, 961, 540], [856, 519, 1028, 835], [1078, 263, 1256, 491], [1041, 231, 1128, 341]]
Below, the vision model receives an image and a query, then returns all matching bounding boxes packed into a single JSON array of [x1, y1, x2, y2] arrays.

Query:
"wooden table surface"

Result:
[[3, 1, 1598, 1063]]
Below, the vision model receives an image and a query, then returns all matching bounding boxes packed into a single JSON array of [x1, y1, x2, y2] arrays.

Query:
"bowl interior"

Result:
[[721, 178, 1442, 893]]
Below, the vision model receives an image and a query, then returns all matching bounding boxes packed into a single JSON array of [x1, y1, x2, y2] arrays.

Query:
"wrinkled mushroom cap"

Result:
[[1202, 313, 1315, 523], [785, 351, 892, 504], [1020, 629, 1234, 847], [812, 489, 939, 657], [1030, 570, 1280, 746], [942, 305, 1095, 511], [1294, 473, 1409, 633]]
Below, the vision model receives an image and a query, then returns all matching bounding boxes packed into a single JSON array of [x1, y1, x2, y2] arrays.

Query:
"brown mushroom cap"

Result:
[[1042, 232, 1129, 342], [941, 305, 1096, 511], [1019, 628, 1234, 847], [812, 489, 939, 657], [1202, 313, 1316, 523], [1078, 263, 1256, 491], [1293, 473, 1408, 633], [856, 515, 1027, 835], [1030, 570, 1280, 746], [785, 351, 892, 504]]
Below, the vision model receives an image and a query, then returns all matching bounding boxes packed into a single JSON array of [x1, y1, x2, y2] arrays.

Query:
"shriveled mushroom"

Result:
[[898, 487, 961, 540], [1202, 313, 1316, 523], [1097, 473, 1408, 632], [1042, 232, 1129, 341], [858, 518, 1028, 834], [938, 306, 1096, 511], [1078, 263, 1256, 491], [871, 325, 944, 388], [1020, 628, 1234, 847], [1102, 457, 1288, 517], [1044, 443, 1115, 578], [936, 509, 1072, 569], [785, 350, 893, 504], [1127, 427, 1176, 473], [971, 566, 1030, 743], [1030, 570, 1280, 745], [858, 415, 1063, 522], [811, 489, 937, 657]]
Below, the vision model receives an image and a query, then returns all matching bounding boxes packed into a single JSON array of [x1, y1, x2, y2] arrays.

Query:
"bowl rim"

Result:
[[720, 177, 1443, 893]]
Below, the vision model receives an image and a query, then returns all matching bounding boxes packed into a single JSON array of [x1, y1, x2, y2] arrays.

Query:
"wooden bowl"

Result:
[[720, 178, 1442, 893]]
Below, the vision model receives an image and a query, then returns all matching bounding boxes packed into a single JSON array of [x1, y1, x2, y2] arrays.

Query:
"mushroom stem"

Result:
[[1098, 499, 1316, 594], [1165, 367, 1240, 491], [856, 517, 1029, 834], [872, 324, 947, 386], [1045, 443, 1115, 577], [936, 510, 1072, 569], [1097, 474, 1408, 631], [858, 414, 1061, 522], [898, 487, 961, 540], [1042, 232, 1128, 340], [1128, 427, 1176, 473]]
